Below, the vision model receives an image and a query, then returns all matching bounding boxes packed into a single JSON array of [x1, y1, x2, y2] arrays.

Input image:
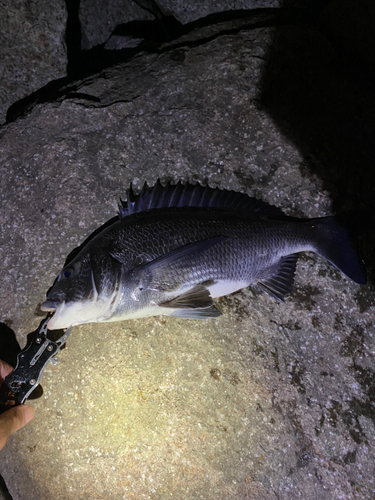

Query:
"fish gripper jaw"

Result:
[[0, 315, 71, 414]]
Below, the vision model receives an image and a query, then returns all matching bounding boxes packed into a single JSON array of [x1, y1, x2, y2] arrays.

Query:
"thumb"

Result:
[[0, 404, 34, 451]]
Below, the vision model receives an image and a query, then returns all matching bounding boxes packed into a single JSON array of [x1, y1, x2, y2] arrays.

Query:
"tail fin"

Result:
[[309, 217, 367, 284]]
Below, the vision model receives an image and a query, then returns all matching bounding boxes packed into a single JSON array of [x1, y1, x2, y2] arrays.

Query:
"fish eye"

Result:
[[62, 267, 74, 280]]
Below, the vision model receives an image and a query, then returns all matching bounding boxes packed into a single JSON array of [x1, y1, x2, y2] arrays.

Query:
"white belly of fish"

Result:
[[206, 279, 250, 298], [115, 281, 245, 319], [48, 279, 249, 329], [48, 291, 121, 329]]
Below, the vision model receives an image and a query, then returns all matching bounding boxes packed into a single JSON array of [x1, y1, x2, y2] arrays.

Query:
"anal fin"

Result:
[[258, 254, 298, 302]]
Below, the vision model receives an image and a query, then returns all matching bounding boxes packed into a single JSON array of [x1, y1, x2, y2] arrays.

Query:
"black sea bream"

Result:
[[41, 181, 366, 329]]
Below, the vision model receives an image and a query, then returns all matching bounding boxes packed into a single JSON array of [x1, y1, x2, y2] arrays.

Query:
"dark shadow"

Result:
[[259, 0, 375, 282], [0, 322, 21, 368], [0, 474, 12, 500], [65, 0, 83, 76], [6, 8, 302, 123]]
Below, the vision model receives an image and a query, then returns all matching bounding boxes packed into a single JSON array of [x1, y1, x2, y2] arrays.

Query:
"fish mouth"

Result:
[[40, 299, 60, 312], [40, 293, 65, 313], [40, 298, 69, 330]]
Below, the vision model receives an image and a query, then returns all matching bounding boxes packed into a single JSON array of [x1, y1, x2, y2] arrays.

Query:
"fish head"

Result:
[[41, 250, 122, 330]]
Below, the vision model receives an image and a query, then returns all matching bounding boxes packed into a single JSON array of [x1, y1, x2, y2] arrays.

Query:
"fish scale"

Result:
[[41, 181, 366, 329]]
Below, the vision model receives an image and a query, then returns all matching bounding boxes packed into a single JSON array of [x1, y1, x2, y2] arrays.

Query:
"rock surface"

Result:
[[0, 0, 67, 124], [78, 0, 281, 49], [79, 0, 154, 49], [0, 16, 374, 500], [143, 0, 280, 24], [0, 0, 284, 124]]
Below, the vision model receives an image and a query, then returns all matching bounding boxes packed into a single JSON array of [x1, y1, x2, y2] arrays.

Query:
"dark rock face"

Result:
[[0, 0, 67, 124], [79, 0, 154, 49], [78, 0, 282, 49], [0, 3, 375, 500]]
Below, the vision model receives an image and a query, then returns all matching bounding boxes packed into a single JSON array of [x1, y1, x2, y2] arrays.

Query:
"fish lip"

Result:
[[40, 295, 65, 313], [46, 302, 67, 329], [40, 300, 58, 312]]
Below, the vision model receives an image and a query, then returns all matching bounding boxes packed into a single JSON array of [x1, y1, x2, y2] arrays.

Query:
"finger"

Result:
[[0, 404, 34, 451], [0, 360, 14, 382]]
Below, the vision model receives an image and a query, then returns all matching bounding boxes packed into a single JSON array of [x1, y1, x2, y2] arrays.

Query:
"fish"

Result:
[[41, 180, 366, 330]]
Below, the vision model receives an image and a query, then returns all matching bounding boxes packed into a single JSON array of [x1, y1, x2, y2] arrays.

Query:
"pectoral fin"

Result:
[[158, 284, 222, 318], [141, 236, 228, 273], [132, 236, 228, 293], [169, 306, 222, 319]]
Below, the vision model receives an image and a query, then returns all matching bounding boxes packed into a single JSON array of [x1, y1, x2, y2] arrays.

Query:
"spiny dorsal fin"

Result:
[[118, 180, 284, 218]]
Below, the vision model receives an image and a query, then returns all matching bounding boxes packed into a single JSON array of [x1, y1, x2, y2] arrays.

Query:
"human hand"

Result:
[[0, 360, 34, 451]]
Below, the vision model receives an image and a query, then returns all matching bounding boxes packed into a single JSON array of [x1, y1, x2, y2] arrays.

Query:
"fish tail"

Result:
[[308, 216, 366, 284]]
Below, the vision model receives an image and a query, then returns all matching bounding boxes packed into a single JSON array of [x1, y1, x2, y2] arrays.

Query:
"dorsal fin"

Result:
[[118, 180, 284, 218]]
